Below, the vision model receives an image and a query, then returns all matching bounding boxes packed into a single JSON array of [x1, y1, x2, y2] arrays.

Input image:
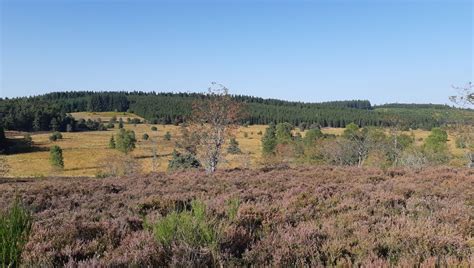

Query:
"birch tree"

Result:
[[192, 83, 245, 173]]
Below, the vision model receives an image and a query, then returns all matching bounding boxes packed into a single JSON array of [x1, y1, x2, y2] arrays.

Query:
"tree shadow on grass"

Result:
[[4, 139, 49, 155], [133, 153, 172, 160], [63, 165, 102, 172]]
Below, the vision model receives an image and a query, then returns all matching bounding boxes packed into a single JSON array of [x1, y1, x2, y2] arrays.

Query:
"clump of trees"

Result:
[[260, 120, 453, 170]]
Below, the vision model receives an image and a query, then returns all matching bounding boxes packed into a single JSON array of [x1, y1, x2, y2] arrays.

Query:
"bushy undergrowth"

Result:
[[0, 166, 472, 266], [0, 199, 32, 267]]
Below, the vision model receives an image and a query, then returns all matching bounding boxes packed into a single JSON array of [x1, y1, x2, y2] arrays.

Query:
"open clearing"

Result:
[[5, 120, 268, 177], [4, 112, 469, 177]]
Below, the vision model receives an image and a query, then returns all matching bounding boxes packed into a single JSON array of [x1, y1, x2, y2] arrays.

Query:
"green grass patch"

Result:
[[150, 200, 218, 248], [0, 199, 32, 268]]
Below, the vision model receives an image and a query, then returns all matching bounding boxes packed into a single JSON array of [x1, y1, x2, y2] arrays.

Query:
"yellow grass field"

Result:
[[4, 112, 468, 177], [5, 112, 268, 177]]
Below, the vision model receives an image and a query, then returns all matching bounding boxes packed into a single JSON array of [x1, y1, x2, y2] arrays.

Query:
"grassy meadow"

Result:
[[3, 112, 469, 177]]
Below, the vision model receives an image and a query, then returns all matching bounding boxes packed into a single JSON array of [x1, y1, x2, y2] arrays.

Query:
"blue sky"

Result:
[[1, 0, 472, 104]]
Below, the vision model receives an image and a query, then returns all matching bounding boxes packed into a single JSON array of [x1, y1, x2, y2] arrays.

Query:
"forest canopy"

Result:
[[1, 91, 473, 131]]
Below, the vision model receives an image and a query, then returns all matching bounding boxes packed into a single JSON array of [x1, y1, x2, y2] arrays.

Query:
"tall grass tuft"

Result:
[[0, 199, 32, 268], [226, 197, 240, 222], [151, 200, 217, 248]]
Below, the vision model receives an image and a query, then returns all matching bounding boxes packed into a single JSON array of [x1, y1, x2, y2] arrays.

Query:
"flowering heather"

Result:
[[0, 166, 472, 266]]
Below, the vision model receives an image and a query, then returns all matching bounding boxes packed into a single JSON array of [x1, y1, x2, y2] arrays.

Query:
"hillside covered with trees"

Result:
[[1, 91, 473, 132]]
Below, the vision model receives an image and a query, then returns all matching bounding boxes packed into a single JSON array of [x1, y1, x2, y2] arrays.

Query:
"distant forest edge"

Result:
[[1, 91, 473, 132]]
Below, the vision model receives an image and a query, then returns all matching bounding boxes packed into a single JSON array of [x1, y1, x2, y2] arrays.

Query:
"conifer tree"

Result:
[[227, 137, 242, 154], [50, 145, 64, 169], [275, 122, 293, 144], [262, 123, 277, 155], [115, 129, 136, 154]]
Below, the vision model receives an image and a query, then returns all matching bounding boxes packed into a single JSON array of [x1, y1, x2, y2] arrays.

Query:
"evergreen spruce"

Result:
[[227, 137, 242, 154], [49, 145, 64, 169], [262, 123, 277, 155]]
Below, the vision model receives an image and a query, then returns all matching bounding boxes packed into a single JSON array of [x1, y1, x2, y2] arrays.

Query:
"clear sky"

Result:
[[1, 0, 472, 104]]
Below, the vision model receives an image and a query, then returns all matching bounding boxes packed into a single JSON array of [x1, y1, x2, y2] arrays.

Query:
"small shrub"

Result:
[[168, 150, 200, 171], [398, 147, 428, 169], [164, 132, 171, 141], [48, 131, 62, 142], [110, 116, 117, 124], [243, 132, 249, 138], [0, 156, 9, 176], [257, 131, 263, 135], [98, 123, 107, 131], [455, 136, 467, 149], [96, 154, 139, 177], [143, 133, 149, 141], [106, 122, 115, 128], [227, 138, 242, 154], [49, 145, 64, 169], [151, 126, 158, 131], [109, 135, 116, 149], [0, 199, 32, 267]]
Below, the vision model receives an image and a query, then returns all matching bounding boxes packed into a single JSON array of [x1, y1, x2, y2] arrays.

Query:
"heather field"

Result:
[[1, 166, 473, 266]]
